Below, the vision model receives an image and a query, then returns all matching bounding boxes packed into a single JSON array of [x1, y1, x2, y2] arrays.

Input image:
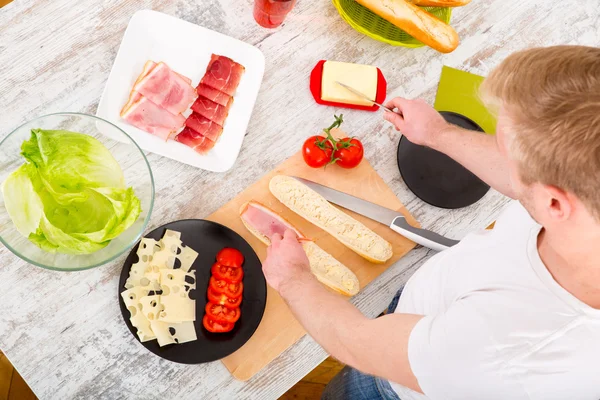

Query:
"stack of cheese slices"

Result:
[[121, 230, 199, 347]]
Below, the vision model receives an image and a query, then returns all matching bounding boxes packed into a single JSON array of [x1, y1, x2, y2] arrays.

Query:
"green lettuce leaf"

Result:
[[2, 129, 142, 255]]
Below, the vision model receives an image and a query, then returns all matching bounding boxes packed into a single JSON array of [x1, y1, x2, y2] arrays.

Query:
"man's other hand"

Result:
[[384, 97, 450, 148], [263, 229, 311, 293]]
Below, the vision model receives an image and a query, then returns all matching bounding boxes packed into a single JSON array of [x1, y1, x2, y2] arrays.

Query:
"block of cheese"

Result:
[[321, 61, 378, 106]]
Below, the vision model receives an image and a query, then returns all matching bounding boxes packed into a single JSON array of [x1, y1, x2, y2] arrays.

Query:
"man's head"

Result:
[[480, 46, 600, 229]]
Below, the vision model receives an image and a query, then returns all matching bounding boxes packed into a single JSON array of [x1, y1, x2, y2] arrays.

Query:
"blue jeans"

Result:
[[321, 288, 404, 400]]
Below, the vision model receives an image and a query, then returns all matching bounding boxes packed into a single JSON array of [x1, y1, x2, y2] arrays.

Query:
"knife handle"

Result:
[[390, 217, 459, 252]]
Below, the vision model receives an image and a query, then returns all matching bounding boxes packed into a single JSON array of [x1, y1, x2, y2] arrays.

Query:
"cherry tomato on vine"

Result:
[[302, 135, 334, 168], [334, 138, 364, 169]]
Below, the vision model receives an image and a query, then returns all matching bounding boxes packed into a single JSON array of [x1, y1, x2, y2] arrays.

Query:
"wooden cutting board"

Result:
[[206, 151, 418, 381]]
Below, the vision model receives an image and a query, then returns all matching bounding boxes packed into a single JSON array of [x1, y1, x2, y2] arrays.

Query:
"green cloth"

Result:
[[434, 66, 497, 134]]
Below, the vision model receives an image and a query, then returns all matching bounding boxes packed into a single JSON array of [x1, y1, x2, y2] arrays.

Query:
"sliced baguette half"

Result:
[[269, 175, 393, 264], [240, 201, 360, 296]]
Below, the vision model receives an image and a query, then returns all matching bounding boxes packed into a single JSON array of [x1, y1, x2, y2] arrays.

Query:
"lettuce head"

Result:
[[1, 129, 142, 254]]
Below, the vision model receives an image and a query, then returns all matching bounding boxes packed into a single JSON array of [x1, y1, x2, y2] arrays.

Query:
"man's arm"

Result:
[[384, 98, 516, 198], [264, 230, 424, 393]]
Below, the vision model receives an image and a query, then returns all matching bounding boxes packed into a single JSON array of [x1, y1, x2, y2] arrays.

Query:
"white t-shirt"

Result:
[[391, 202, 600, 400]]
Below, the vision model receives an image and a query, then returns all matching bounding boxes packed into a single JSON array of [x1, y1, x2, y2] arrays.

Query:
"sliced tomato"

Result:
[[209, 276, 228, 293], [203, 314, 234, 333], [224, 281, 243, 299], [210, 277, 243, 299], [205, 302, 241, 324], [207, 287, 242, 309], [216, 248, 245, 268], [211, 262, 244, 283]]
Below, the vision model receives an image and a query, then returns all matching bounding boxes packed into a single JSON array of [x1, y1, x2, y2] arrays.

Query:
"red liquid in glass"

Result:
[[253, 0, 297, 28]]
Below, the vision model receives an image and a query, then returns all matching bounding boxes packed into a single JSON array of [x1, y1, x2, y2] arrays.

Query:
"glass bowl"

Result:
[[0, 113, 154, 271]]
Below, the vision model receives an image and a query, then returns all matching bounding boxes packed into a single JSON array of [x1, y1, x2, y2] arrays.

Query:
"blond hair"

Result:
[[480, 46, 600, 218]]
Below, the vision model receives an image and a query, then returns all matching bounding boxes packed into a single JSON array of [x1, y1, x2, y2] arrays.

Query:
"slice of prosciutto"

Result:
[[121, 96, 185, 140], [240, 201, 305, 242], [120, 60, 157, 115], [176, 127, 216, 154], [200, 54, 245, 96], [191, 95, 231, 127], [184, 112, 223, 142], [134, 62, 197, 115], [196, 83, 232, 107], [133, 61, 193, 85]]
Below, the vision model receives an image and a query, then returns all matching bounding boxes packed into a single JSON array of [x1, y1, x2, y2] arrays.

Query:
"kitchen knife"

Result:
[[293, 177, 459, 252], [335, 81, 397, 113]]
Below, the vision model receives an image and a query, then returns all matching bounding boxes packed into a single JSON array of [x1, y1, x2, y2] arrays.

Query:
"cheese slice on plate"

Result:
[[139, 294, 163, 321], [178, 246, 198, 272], [128, 306, 156, 342], [160, 269, 196, 292], [121, 286, 150, 308], [158, 290, 196, 323], [321, 61, 378, 106], [125, 237, 161, 289], [159, 229, 182, 254], [150, 320, 197, 347]]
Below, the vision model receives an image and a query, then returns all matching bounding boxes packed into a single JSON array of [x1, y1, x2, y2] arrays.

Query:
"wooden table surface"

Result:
[[0, 1, 596, 399]]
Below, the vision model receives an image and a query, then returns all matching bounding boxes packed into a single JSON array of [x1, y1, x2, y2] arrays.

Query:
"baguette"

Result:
[[408, 0, 471, 6], [240, 201, 359, 296], [355, 0, 459, 53], [269, 175, 393, 264]]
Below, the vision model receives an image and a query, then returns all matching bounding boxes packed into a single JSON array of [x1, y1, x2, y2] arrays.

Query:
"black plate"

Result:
[[118, 219, 267, 364], [397, 111, 490, 209]]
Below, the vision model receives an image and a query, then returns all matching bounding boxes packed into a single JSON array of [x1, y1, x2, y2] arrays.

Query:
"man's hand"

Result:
[[384, 96, 516, 198], [384, 97, 450, 148], [263, 229, 311, 293]]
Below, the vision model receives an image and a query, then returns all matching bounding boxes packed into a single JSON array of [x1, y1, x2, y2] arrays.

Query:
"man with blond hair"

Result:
[[262, 45, 600, 400]]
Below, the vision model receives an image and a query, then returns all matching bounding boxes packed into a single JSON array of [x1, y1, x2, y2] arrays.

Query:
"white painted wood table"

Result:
[[0, 1, 597, 398]]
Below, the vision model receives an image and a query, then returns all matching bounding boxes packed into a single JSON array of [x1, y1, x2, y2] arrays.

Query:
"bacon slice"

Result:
[[200, 55, 245, 96], [190, 96, 231, 127], [196, 84, 232, 107], [122, 96, 185, 140], [184, 112, 223, 142], [135, 62, 197, 115], [176, 127, 216, 154]]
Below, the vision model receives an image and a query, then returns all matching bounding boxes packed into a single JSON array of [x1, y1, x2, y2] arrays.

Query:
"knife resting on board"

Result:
[[293, 177, 459, 252]]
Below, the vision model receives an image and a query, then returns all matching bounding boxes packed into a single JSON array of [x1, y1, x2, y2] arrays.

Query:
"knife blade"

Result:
[[293, 177, 459, 251], [335, 81, 396, 113]]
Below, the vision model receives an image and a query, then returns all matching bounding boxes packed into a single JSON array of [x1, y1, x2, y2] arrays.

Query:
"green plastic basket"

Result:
[[332, 0, 452, 47]]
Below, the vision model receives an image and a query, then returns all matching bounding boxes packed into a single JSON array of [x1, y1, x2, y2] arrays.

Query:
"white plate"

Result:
[[97, 10, 265, 172]]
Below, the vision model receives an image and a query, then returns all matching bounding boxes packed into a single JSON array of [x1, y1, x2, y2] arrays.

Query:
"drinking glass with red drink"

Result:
[[253, 0, 297, 28]]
